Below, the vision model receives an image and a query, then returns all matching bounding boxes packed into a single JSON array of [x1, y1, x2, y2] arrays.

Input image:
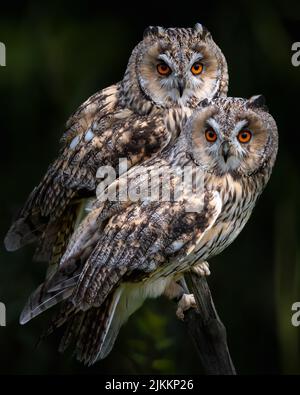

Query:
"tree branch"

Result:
[[183, 272, 236, 375]]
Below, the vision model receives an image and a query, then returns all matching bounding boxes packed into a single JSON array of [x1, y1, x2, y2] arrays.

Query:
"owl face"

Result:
[[189, 96, 278, 177], [129, 24, 228, 108]]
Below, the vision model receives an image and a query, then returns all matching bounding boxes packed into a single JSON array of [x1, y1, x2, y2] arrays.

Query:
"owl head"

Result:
[[186, 95, 278, 178], [121, 23, 228, 112]]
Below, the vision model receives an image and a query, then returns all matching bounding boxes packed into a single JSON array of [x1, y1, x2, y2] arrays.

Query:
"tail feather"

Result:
[[75, 288, 122, 365], [20, 284, 73, 325], [58, 311, 86, 353], [56, 288, 122, 366], [95, 287, 143, 361], [40, 301, 78, 340], [96, 311, 123, 361], [4, 214, 46, 252], [47, 274, 81, 293], [32, 285, 127, 364], [19, 261, 81, 325]]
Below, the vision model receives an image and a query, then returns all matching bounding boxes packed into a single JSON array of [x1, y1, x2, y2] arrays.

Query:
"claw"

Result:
[[176, 293, 197, 321], [192, 261, 210, 277]]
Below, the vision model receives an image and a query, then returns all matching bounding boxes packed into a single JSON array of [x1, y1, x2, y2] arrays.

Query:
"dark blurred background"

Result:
[[0, 0, 299, 375]]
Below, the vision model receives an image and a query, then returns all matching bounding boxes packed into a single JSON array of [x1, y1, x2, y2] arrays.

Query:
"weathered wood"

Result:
[[183, 272, 236, 375]]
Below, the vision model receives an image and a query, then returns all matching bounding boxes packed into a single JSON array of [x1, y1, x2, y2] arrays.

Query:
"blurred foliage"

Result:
[[0, 0, 299, 374]]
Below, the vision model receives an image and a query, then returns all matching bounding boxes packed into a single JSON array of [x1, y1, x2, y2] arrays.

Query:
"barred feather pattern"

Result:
[[22, 96, 278, 364], [6, 27, 281, 366], [5, 23, 227, 257]]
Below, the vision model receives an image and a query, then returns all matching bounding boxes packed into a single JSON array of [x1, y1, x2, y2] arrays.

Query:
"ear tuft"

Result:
[[247, 95, 267, 110], [194, 22, 209, 38], [194, 23, 203, 34], [143, 26, 164, 38]]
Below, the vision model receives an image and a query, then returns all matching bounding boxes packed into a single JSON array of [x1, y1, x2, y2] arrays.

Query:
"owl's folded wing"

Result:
[[19, 189, 222, 325], [4, 84, 120, 253], [4, 88, 173, 261]]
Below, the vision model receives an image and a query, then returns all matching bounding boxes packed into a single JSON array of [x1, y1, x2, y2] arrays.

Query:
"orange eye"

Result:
[[238, 129, 252, 143], [157, 62, 171, 76], [205, 128, 217, 142], [191, 62, 203, 75]]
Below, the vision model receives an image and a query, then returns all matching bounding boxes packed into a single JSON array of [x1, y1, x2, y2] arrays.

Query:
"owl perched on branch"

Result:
[[5, 23, 228, 272], [19, 95, 278, 365]]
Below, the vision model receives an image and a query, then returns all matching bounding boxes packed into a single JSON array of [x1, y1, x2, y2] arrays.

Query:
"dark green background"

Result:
[[0, 0, 299, 374]]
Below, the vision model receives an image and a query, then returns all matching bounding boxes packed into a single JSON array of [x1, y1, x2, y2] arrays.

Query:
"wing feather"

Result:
[[4, 84, 120, 252]]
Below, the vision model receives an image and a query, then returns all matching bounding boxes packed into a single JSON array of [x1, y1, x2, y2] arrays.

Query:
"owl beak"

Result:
[[221, 141, 230, 162], [178, 79, 186, 97]]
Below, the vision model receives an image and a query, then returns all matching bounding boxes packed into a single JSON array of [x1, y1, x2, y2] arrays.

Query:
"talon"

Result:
[[192, 261, 210, 277], [176, 293, 197, 321]]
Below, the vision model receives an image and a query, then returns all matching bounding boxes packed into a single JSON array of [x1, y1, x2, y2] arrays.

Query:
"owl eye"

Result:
[[237, 129, 252, 143], [191, 62, 203, 75], [205, 128, 217, 143], [157, 62, 172, 76]]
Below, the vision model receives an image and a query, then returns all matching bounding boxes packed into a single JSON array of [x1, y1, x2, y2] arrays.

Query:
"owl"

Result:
[[19, 95, 278, 365], [5, 23, 228, 272]]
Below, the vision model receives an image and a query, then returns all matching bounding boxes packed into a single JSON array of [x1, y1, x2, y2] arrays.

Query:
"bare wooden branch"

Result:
[[183, 272, 236, 375]]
